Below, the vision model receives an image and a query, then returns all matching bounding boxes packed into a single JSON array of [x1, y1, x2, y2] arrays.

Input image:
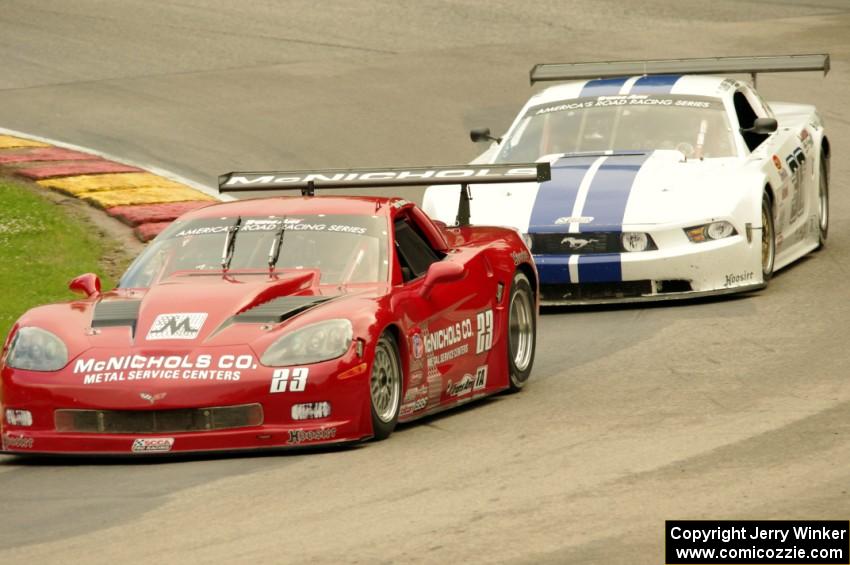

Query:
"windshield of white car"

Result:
[[119, 214, 389, 288], [495, 94, 737, 162]]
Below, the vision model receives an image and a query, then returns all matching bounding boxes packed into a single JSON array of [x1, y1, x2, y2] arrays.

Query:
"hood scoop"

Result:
[[91, 300, 142, 333], [234, 296, 333, 324]]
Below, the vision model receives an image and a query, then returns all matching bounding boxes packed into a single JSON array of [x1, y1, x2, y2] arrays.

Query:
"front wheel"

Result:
[[816, 156, 829, 249], [506, 271, 536, 392], [369, 332, 402, 440], [761, 192, 776, 282]]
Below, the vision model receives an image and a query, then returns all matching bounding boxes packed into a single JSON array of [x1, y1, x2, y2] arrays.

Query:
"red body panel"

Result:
[[1, 196, 537, 455]]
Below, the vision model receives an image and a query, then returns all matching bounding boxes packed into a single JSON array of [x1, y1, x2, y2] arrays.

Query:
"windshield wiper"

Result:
[[267, 218, 287, 272], [220, 216, 242, 272]]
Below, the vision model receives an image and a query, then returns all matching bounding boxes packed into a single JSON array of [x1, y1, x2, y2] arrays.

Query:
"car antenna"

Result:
[[268, 217, 287, 273], [221, 215, 242, 272]]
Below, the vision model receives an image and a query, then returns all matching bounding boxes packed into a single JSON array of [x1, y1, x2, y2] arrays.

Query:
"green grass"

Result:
[[0, 179, 118, 341]]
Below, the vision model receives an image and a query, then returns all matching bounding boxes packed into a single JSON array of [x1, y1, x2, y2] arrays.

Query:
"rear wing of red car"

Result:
[[218, 163, 551, 225], [529, 54, 830, 86]]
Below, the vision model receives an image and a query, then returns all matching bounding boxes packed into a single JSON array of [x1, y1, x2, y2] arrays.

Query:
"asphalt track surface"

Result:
[[1, 2, 849, 563]]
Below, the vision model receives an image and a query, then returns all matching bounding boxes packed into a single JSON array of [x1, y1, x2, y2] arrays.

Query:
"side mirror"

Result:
[[470, 127, 502, 144], [419, 261, 465, 298], [741, 117, 778, 135], [69, 273, 101, 298]]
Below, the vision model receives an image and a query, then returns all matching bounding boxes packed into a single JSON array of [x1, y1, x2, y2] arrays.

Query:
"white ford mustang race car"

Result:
[[424, 55, 831, 304]]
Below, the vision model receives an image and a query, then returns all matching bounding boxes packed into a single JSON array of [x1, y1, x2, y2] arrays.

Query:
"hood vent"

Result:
[[91, 300, 142, 332], [234, 296, 334, 324]]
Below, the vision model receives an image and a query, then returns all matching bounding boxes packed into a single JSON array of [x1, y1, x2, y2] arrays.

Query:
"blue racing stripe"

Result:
[[527, 156, 598, 284], [579, 77, 629, 97], [528, 156, 598, 233], [629, 74, 682, 94], [576, 153, 651, 283]]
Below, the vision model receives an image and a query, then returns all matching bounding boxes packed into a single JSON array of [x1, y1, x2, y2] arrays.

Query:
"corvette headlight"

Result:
[[261, 319, 353, 366], [685, 221, 737, 243], [620, 232, 657, 252], [5, 327, 68, 372]]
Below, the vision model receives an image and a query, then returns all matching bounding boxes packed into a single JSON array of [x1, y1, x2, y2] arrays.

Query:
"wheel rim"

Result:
[[819, 169, 829, 232], [761, 202, 774, 275], [370, 341, 400, 423], [509, 288, 534, 372]]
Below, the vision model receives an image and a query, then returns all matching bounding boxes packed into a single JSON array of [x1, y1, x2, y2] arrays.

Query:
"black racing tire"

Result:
[[761, 192, 776, 282], [506, 271, 536, 392], [369, 332, 402, 441], [816, 156, 829, 250]]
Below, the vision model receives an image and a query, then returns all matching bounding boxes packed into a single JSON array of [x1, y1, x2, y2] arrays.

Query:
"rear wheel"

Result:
[[816, 156, 829, 249], [370, 332, 401, 440], [761, 192, 776, 281], [506, 271, 536, 392]]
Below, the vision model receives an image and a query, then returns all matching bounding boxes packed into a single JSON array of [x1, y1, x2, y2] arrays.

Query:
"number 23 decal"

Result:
[[270, 367, 309, 393], [476, 309, 493, 354]]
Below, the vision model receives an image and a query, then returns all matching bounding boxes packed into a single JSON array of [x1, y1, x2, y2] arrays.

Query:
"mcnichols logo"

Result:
[[146, 313, 208, 341], [223, 167, 539, 187]]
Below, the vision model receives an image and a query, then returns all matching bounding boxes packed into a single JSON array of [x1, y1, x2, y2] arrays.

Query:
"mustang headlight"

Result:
[[261, 319, 353, 366], [521, 233, 533, 252], [685, 221, 737, 243], [621, 232, 658, 252], [5, 327, 69, 371]]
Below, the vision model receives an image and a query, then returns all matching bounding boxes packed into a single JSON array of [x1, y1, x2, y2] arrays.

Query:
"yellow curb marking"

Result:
[[37, 172, 188, 195], [83, 186, 215, 209], [0, 134, 51, 149]]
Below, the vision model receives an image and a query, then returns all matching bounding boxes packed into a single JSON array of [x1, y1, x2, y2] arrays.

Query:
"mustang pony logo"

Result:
[[146, 313, 208, 340], [140, 392, 167, 404], [560, 237, 597, 250]]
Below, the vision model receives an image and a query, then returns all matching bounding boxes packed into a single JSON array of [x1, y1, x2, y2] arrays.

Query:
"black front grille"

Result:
[[542, 280, 693, 301], [531, 232, 621, 254], [54, 403, 264, 434], [543, 281, 653, 301]]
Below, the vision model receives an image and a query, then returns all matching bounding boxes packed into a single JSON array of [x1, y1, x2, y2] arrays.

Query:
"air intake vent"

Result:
[[55, 404, 264, 434], [235, 296, 333, 324], [91, 300, 142, 331]]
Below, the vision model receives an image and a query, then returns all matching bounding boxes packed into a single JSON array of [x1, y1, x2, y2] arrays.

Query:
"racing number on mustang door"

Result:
[[476, 309, 493, 354], [270, 368, 309, 393]]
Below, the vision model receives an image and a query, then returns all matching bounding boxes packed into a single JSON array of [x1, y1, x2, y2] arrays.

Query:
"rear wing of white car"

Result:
[[219, 163, 551, 225], [529, 54, 830, 86]]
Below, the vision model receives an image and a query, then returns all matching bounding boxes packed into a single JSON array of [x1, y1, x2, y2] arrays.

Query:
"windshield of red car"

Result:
[[495, 94, 736, 161], [119, 214, 389, 288]]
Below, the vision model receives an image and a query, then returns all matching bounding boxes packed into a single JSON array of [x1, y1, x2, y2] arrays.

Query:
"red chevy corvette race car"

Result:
[[0, 163, 548, 455]]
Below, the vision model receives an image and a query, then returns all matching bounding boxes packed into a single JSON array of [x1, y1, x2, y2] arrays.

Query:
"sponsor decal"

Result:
[[408, 370, 423, 386], [725, 272, 755, 288], [534, 95, 717, 116], [287, 428, 337, 445], [270, 367, 309, 393], [223, 167, 539, 188], [131, 438, 174, 453], [74, 354, 255, 385], [412, 333, 424, 360], [511, 250, 530, 265], [400, 385, 429, 417], [2, 434, 34, 450], [473, 365, 488, 392], [140, 392, 167, 405], [291, 402, 331, 421], [446, 374, 475, 398], [476, 309, 494, 354], [555, 216, 593, 225], [424, 319, 472, 354], [427, 344, 469, 367], [146, 313, 208, 341], [175, 217, 368, 238], [772, 154, 789, 181]]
